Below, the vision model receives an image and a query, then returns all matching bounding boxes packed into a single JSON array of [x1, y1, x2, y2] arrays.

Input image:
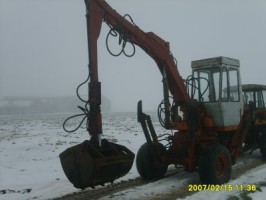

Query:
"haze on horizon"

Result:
[[1, 0, 266, 112]]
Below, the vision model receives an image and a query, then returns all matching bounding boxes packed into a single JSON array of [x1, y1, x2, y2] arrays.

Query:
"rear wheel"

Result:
[[136, 142, 168, 180], [198, 144, 232, 184], [259, 130, 266, 158]]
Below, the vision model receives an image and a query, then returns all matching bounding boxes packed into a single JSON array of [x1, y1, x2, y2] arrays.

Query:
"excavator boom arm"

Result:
[[85, 0, 190, 103], [60, 0, 193, 190]]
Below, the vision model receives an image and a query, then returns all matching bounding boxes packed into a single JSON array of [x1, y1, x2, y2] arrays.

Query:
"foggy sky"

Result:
[[1, 0, 266, 112]]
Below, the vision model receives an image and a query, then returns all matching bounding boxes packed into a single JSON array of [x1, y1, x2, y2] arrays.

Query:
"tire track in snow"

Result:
[[52, 151, 265, 200]]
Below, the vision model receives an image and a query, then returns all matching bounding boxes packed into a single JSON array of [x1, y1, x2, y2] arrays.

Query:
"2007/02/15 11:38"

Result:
[[188, 184, 257, 192]]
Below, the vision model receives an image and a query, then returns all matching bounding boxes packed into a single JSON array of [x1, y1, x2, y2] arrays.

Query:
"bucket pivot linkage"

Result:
[[60, 82, 134, 189]]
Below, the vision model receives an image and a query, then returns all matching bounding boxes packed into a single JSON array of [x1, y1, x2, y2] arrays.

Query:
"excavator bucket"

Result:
[[59, 139, 135, 189]]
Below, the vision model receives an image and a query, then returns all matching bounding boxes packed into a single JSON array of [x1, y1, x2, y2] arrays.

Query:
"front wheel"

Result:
[[259, 130, 266, 158], [136, 142, 168, 180], [198, 144, 232, 184]]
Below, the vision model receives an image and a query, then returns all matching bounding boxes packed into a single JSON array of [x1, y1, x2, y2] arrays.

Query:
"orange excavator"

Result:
[[60, 0, 266, 189]]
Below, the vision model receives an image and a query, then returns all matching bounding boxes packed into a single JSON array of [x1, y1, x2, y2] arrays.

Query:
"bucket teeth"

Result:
[[60, 139, 135, 189]]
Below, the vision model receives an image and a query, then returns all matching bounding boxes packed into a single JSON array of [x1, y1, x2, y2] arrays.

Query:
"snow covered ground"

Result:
[[1, 112, 266, 200]]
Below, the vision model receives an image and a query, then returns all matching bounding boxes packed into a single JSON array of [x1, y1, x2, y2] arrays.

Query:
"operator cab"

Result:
[[190, 57, 243, 129], [242, 84, 266, 111], [224, 84, 266, 113]]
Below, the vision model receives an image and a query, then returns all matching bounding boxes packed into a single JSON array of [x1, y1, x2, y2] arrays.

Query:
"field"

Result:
[[1, 112, 266, 200]]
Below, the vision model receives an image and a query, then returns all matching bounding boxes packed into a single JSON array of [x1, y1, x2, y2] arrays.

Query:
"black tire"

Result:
[[136, 142, 168, 180], [259, 131, 266, 158], [198, 144, 232, 184]]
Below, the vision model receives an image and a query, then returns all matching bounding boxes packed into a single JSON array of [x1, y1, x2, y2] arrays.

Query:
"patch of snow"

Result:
[[1, 113, 266, 200]]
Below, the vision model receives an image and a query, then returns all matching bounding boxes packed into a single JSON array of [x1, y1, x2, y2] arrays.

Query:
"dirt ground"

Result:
[[52, 153, 265, 200]]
